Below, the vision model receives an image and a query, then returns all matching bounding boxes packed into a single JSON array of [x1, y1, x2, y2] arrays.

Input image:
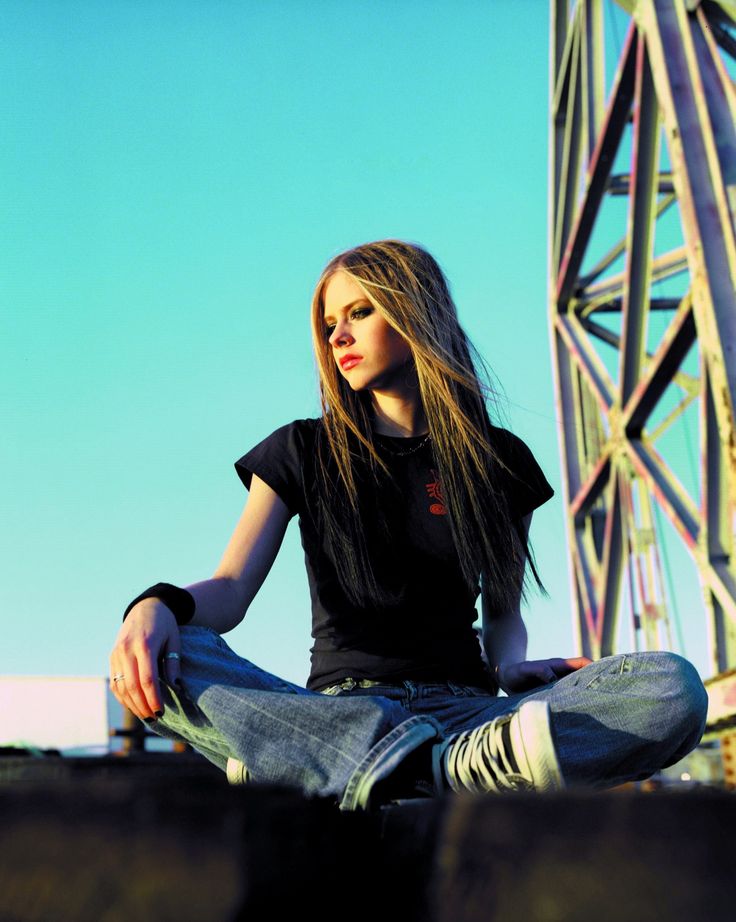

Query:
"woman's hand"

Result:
[[496, 657, 592, 694], [109, 600, 182, 720]]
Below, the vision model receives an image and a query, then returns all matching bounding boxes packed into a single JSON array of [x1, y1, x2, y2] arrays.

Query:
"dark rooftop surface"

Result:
[[1, 753, 734, 921]]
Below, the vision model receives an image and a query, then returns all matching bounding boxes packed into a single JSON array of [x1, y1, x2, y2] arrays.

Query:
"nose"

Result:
[[328, 320, 354, 349]]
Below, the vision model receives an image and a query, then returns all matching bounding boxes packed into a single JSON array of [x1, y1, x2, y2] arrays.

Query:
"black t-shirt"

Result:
[[235, 419, 553, 692]]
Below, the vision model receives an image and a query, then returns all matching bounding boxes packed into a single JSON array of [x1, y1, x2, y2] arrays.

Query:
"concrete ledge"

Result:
[[422, 789, 736, 922], [1, 759, 734, 921]]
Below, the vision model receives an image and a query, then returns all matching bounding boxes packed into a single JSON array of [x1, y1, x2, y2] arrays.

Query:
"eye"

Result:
[[350, 306, 373, 321]]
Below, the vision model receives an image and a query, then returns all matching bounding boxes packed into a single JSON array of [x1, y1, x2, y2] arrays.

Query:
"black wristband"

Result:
[[123, 582, 196, 625]]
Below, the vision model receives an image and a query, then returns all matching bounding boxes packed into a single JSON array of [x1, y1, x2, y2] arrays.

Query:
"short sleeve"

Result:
[[490, 428, 554, 520], [234, 419, 319, 516]]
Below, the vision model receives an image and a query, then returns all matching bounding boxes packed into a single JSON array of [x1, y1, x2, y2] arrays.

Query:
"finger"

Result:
[[110, 644, 148, 719], [533, 666, 557, 685], [561, 657, 592, 672], [113, 666, 146, 721], [120, 655, 157, 720], [133, 654, 163, 719], [109, 654, 118, 696], [548, 657, 590, 677], [109, 654, 140, 716], [117, 682, 141, 720], [109, 655, 128, 706], [112, 672, 141, 721]]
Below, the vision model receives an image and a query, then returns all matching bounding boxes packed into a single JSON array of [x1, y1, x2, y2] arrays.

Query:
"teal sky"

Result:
[[2, 0, 712, 687]]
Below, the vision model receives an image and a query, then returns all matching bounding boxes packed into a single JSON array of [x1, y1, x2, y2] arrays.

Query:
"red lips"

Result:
[[339, 354, 363, 369]]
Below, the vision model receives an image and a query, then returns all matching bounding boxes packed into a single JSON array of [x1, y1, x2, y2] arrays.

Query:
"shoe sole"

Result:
[[512, 700, 565, 791], [226, 756, 248, 785]]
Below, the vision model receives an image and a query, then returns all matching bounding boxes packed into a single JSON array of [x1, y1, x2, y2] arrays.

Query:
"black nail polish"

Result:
[[143, 717, 155, 725], [155, 710, 163, 718]]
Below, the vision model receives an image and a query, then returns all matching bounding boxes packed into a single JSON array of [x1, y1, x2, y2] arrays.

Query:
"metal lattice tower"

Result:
[[549, 0, 736, 729]]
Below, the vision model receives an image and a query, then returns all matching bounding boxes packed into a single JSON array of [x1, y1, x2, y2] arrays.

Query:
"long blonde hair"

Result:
[[310, 239, 540, 613]]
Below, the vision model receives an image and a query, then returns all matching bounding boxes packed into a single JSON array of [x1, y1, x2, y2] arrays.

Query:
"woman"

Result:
[[110, 240, 707, 809]]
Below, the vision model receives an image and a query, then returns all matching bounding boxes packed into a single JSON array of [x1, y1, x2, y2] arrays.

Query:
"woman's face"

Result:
[[322, 271, 413, 393]]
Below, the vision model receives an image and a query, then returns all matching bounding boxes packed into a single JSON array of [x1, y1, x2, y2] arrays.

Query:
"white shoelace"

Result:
[[441, 717, 533, 794]]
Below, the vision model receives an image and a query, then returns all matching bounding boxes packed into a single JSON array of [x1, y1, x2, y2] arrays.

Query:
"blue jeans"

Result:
[[151, 626, 708, 810]]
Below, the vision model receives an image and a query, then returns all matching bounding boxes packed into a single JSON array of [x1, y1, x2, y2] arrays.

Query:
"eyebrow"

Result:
[[323, 298, 371, 323]]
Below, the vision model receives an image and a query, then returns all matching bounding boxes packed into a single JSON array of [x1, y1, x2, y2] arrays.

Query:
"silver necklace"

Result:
[[375, 433, 431, 457]]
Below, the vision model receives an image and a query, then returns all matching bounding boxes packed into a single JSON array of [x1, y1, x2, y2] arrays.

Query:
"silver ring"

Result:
[[163, 652, 181, 661], [112, 673, 125, 683]]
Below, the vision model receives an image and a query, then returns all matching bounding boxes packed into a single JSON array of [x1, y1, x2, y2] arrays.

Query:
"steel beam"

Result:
[[623, 295, 697, 434], [556, 25, 637, 306], [550, 0, 736, 709], [618, 37, 660, 406]]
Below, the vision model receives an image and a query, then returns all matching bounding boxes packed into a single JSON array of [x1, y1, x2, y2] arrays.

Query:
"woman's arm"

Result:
[[481, 514, 531, 681], [109, 474, 291, 720], [194, 472, 294, 632], [481, 512, 590, 693]]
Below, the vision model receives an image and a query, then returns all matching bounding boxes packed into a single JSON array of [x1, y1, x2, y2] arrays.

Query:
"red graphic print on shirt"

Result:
[[426, 469, 447, 515]]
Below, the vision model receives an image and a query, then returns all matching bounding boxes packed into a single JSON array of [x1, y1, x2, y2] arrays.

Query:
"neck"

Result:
[[370, 392, 428, 437]]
